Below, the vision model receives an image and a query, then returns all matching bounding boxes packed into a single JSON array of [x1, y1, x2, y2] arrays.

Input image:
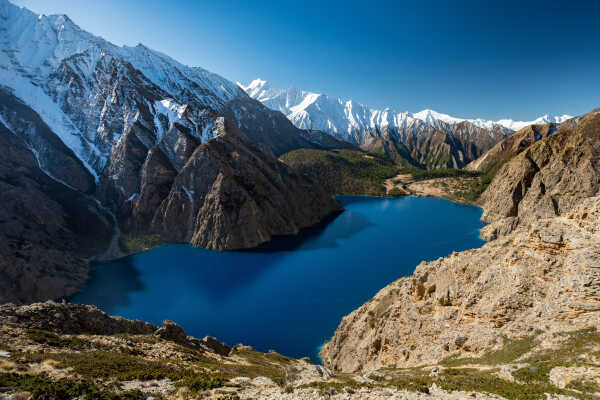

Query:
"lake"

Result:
[[71, 196, 485, 362]]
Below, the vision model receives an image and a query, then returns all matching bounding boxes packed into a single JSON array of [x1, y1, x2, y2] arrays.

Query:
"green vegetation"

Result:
[[280, 149, 398, 196], [303, 366, 590, 400], [225, 348, 294, 386], [396, 167, 481, 181], [281, 149, 505, 201], [0, 373, 144, 400], [387, 188, 405, 197], [122, 234, 162, 254], [25, 328, 89, 349], [441, 336, 535, 367], [12, 350, 195, 381], [524, 328, 600, 364], [436, 368, 571, 400], [397, 166, 496, 202], [10, 343, 296, 389], [176, 375, 227, 394], [512, 362, 567, 383], [299, 379, 370, 396], [568, 379, 600, 394]]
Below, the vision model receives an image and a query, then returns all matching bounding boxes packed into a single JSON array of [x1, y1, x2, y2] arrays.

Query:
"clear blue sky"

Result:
[[12, 0, 600, 120]]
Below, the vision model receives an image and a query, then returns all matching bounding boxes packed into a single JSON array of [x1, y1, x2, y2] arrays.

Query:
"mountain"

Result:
[[0, 0, 341, 303], [320, 109, 600, 377], [242, 79, 572, 169], [478, 109, 600, 240]]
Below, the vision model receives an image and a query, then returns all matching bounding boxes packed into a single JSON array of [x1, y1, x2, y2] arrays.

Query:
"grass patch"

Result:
[[25, 329, 89, 349], [0, 373, 144, 400], [438, 368, 571, 400], [441, 336, 534, 367], [299, 380, 370, 396], [122, 234, 162, 253], [512, 362, 568, 383], [524, 328, 600, 364], [567, 379, 600, 394], [176, 374, 227, 394], [12, 351, 194, 381], [224, 348, 294, 386]]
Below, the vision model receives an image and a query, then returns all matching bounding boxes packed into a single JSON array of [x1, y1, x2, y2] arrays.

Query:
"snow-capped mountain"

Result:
[[0, 0, 340, 297], [0, 0, 317, 180], [242, 79, 572, 167], [243, 79, 571, 136]]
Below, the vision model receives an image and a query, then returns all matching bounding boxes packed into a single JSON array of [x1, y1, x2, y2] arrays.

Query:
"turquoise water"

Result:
[[72, 196, 485, 362]]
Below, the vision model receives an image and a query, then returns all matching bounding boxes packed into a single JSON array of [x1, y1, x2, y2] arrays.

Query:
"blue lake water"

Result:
[[72, 196, 485, 362]]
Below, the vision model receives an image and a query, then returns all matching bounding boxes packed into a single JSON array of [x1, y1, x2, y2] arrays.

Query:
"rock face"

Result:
[[320, 110, 600, 374], [154, 320, 188, 343], [0, 115, 113, 304], [479, 110, 600, 240], [0, 301, 156, 335], [0, 1, 342, 303], [320, 196, 600, 372], [130, 127, 342, 250], [465, 122, 563, 174]]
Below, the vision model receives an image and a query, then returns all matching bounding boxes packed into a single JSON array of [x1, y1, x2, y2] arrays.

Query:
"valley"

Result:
[[1, 0, 600, 399]]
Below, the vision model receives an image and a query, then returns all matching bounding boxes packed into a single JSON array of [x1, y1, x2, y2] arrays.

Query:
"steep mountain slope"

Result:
[[0, 110, 113, 304], [242, 79, 571, 168], [0, 0, 342, 303], [465, 121, 565, 173], [478, 110, 600, 240], [320, 110, 600, 378]]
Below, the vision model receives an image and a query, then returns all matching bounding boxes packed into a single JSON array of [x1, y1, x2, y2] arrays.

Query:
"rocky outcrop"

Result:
[[0, 301, 156, 335], [127, 126, 342, 250], [479, 111, 600, 240], [1, 300, 594, 399], [321, 196, 600, 372], [465, 122, 562, 174]]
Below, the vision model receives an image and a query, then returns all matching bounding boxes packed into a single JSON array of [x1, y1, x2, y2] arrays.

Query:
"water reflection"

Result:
[[72, 258, 145, 311], [71, 196, 485, 362]]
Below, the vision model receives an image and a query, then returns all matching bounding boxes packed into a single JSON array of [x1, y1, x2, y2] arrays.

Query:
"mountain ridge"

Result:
[[0, 0, 342, 303], [241, 78, 571, 138]]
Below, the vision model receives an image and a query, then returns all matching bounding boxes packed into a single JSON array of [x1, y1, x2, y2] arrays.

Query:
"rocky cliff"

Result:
[[320, 110, 600, 391], [478, 110, 600, 240], [321, 195, 600, 373], [0, 1, 344, 303], [0, 116, 114, 304], [126, 125, 342, 250]]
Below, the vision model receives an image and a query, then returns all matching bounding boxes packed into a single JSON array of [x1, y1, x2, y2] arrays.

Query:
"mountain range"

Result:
[[0, 0, 341, 303], [242, 79, 571, 168]]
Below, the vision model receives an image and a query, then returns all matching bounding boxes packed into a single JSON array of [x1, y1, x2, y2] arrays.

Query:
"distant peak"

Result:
[[245, 78, 268, 89]]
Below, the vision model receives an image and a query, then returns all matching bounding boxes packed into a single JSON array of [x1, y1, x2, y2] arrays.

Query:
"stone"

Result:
[[154, 320, 187, 344], [320, 196, 600, 372], [200, 336, 231, 356]]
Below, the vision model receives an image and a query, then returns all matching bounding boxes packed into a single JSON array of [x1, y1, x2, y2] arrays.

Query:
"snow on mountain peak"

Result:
[[242, 79, 572, 142], [0, 0, 248, 178]]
